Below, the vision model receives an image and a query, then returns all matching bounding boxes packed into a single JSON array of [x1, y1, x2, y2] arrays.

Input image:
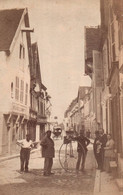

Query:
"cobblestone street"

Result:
[[0, 140, 96, 195]]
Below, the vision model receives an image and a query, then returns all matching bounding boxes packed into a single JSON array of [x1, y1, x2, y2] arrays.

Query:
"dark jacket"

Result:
[[75, 135, 90, 152], [100, 134, 107, 149], [41, 135, 55, 158]]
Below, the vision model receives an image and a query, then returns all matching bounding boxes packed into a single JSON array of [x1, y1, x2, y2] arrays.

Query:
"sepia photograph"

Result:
[[0, 0, 123, 194]]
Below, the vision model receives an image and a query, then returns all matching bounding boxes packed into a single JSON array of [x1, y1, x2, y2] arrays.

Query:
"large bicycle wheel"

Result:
[[59, 140, 85, 172]]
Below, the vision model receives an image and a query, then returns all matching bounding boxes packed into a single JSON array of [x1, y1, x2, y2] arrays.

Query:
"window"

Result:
[[12, 119, 16, 141], [11, 82, 13, 98], [109, 6, 116, 63], [15, 77, 19, 101], [19, 44, 25, 59], [25, 83, 28, 105], [19, 44, 25, 71], [41, 100, 43, 115], [20, 80, 24, 103]]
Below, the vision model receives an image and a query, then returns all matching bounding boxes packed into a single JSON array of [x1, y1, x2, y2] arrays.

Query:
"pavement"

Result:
[[94, 169, 123, 195], [0, 139, 122, 195]]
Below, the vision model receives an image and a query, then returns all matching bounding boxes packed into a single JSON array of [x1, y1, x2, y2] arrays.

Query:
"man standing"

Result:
[[16, 134, 33, 173], [75, 129, 90, 172], [99, 129, 107, 171], [40, 130, 55, 176], [93, 131, 102, 170]]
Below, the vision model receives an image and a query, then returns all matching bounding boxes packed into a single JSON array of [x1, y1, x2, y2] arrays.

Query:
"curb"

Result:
[[0, 148, 60, 162], [0, 148, 40, 162], [93, 170, 101, 194]]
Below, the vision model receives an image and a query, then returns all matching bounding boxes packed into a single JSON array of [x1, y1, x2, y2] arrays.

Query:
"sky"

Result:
[[0, 0, 100, 122]]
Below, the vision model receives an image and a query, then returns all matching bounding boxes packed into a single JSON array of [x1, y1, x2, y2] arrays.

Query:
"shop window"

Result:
[[15, 77, 19, 101]]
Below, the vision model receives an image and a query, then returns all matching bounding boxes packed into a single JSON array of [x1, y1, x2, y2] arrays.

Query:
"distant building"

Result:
[[77, 86, 91, 133], [64, 98, 78, 132], [64, 86, 91, 135]]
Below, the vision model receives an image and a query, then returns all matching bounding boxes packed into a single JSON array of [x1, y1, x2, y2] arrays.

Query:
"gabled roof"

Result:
[[0, 8, 25, 52], [78, 86, 91, 100], [84, 26, 101, 60]]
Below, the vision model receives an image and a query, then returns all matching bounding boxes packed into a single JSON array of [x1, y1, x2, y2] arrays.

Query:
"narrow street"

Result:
[[0, 140, 96, 195]]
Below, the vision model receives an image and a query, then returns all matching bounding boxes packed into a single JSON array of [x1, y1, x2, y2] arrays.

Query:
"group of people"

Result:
[[16, 130, 55, 176], [16, 128, 115, 176], [93, 129, 115, 172], [74, 128, 115, 173]]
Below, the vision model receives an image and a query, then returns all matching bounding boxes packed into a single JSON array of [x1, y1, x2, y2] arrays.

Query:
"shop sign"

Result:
[[37, 118, 47, 124], [12, 103, 28, 115]]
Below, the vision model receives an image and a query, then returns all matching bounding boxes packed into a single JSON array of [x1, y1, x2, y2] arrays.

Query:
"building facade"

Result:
[[84, 26, 102, 132], [0, 8, 49, 156], [0, 8, 33, 155], [84, 0, 123, 176], [100, 0, 123, 175]]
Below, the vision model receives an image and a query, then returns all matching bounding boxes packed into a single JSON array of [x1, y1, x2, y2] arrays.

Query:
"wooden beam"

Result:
[[7, 114, 12, 124], [21, 27, 34, 32]]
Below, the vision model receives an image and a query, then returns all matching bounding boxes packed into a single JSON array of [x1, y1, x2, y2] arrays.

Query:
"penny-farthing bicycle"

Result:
[[59, 131, 86, 172]]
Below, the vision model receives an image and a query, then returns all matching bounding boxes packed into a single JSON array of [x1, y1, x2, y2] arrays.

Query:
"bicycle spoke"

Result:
[[59, 140, 86, 172]]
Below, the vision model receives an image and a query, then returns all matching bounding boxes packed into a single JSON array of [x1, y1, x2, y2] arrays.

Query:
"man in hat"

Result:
[[40, 130, 55, 176], [16, 134, 33, 173], [75, 129, 90, 172]]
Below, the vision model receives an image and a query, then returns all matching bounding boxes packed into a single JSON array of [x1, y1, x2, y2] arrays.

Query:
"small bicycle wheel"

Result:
[[59, 140, 85, 172]]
